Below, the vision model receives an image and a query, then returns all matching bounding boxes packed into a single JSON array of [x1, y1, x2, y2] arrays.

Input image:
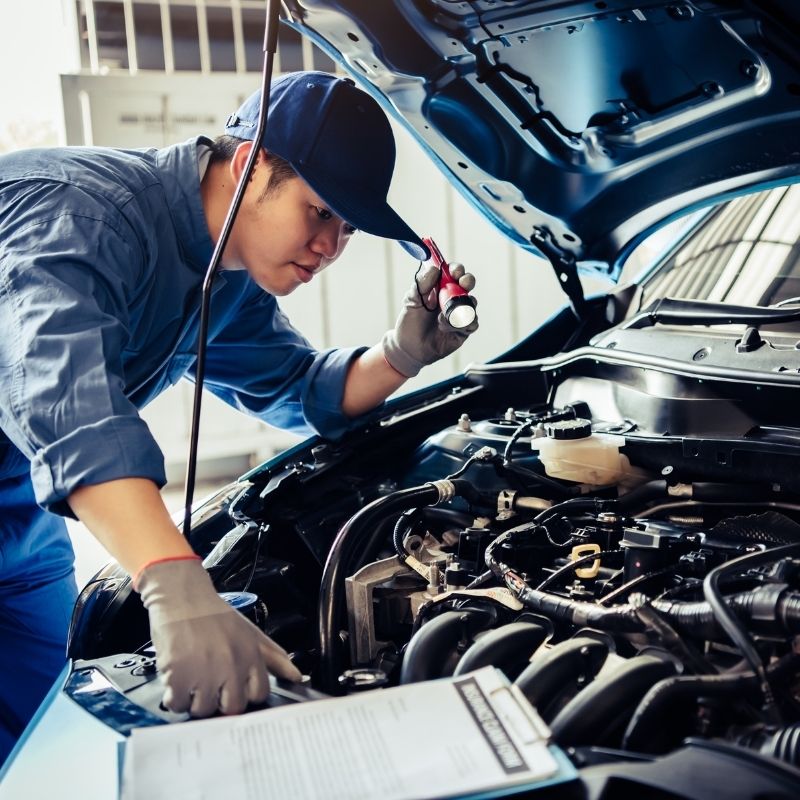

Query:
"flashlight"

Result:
[[422, 237, 477, 329]]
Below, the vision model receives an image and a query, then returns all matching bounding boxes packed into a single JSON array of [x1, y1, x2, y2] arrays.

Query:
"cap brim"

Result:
[[294, 169, 430, 261]]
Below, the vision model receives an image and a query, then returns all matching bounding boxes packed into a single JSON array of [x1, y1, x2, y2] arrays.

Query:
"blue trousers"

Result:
[[0, 470, 78, 767]]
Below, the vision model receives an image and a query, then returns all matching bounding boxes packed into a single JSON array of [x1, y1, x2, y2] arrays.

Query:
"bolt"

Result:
[[427, 563, 441, 595], [311, 444, 329, 464], [741, 60, 759, 80], [667, 4, 694, 21]]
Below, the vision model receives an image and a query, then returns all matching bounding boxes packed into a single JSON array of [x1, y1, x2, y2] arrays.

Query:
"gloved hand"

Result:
[[382, 262, 479, 378], [135, 557, 302, 717]]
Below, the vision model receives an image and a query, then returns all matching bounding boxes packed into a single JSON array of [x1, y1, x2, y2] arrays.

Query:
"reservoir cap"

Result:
[[545, 418, 592, 440]]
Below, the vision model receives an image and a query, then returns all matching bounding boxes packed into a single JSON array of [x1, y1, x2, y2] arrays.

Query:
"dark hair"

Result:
[[209, 134, 298, 201]]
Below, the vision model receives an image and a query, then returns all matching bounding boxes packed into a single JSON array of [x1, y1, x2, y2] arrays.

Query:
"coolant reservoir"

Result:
[[537, 418, 647, 487]]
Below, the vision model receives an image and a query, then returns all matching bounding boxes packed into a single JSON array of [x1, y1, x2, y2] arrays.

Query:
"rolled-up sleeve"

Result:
[[0, 199, 166, 515], [198, 285, 366, 440]]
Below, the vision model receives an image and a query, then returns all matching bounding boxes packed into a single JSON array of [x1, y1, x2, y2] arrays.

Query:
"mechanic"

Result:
[[0, 70, 478, 764]]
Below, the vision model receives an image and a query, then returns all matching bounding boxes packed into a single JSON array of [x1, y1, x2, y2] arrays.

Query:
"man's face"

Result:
[[223, 152, 356, 296]]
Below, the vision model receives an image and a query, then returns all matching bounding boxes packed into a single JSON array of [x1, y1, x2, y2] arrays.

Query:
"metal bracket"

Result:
[[531, 227, 586, 319]]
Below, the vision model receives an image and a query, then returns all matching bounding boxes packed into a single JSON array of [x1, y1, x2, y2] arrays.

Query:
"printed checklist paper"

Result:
[[120, 666, 574, 800]]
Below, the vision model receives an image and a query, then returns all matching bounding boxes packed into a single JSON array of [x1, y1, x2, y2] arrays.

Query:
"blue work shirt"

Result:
[[0, 137, 364, 516]]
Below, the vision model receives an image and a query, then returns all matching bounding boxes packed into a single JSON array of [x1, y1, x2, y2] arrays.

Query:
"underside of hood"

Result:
[[285, 0, 800, 304]]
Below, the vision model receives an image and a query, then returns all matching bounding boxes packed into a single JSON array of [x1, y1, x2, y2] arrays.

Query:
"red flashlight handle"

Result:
[[422, 236, 476, 329], [422, 236, 468, 306]]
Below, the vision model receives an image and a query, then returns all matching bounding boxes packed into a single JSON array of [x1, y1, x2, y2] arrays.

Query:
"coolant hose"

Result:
[[615, 480, 668, 510], [318, 479, 474, 693], [623, 673, 758, 754], [622, 654, 800, 753]]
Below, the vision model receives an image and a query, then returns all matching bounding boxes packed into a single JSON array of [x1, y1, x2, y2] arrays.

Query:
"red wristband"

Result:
[[132, 554, 201, 591], [382, 351, 407, 378]]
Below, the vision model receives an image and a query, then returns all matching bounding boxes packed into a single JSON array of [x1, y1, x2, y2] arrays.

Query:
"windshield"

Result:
[[635, 184, 800, 329]]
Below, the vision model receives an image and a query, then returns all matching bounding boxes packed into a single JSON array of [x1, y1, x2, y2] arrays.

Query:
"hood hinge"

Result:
[[531, 227, 586, 319]]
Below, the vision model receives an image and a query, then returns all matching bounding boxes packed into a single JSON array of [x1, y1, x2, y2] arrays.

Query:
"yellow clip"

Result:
[[571, 543, 601, 579]]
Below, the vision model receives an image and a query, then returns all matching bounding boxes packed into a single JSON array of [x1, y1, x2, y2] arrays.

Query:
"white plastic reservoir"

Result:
[[537, 418, 648, 487]]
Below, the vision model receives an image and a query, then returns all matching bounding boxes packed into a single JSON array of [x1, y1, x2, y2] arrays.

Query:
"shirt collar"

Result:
[[154, 136, 217, 272]]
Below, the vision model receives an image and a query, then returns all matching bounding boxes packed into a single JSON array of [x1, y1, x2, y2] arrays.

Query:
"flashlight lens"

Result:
[[448, 304, 477, 329]]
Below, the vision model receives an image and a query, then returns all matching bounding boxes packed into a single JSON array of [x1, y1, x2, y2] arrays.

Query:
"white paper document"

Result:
[[120, 667, 573, 800]]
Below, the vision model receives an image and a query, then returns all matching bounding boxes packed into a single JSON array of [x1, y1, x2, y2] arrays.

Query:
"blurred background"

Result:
[[1, 1, 659, 584]]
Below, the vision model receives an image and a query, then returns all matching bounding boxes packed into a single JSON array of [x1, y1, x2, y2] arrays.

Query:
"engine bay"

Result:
[[69, 331, 800, 794]]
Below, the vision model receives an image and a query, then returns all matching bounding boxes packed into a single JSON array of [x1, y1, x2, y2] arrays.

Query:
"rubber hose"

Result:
[[514, 636, 609, 722], [623, 653, 800, 754], [533, 497, 603, 525], [616, 480, 668, 510], [399, 608, 493, 685], [704, 543, 800, 707], [392, 510, 417, 560], [391, 507, 474, 561], [692, 482, 776, 502], [743, 724, 800, 767], [452, 621, 549, 680], [515, 584, 800, 639], [550, 654, 678, 748], [318, 484, 439, 693], [318, 480, 476, 693], [612, 481, 783, 516], [622, 672, 760, 753]]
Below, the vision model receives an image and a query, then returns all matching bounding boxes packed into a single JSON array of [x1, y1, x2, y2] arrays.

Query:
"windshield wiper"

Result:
[[623, 297, 800, 329]]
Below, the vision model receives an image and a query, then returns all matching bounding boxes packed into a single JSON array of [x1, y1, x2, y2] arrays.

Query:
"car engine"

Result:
[[69, 321, 800, 794], [320, 405, 800, 765]]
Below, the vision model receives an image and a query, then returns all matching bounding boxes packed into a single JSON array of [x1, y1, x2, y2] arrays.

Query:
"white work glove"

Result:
[[135, 557, 302, 717], [382, 262, 479, 378]]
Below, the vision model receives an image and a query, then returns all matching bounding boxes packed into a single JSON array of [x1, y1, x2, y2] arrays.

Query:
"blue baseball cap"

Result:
[[225, 71, 429, 261]]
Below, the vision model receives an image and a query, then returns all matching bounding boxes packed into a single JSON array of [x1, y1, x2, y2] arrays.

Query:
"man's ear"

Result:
[[229, 141, 262, 183]]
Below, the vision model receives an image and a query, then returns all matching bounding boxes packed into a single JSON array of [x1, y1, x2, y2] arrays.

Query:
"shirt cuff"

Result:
[[30, 416, 167, 516], [301, 345, 371, 439]]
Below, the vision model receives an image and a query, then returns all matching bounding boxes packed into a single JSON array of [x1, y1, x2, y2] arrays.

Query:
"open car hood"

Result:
[[286, 0, 800, 290]]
